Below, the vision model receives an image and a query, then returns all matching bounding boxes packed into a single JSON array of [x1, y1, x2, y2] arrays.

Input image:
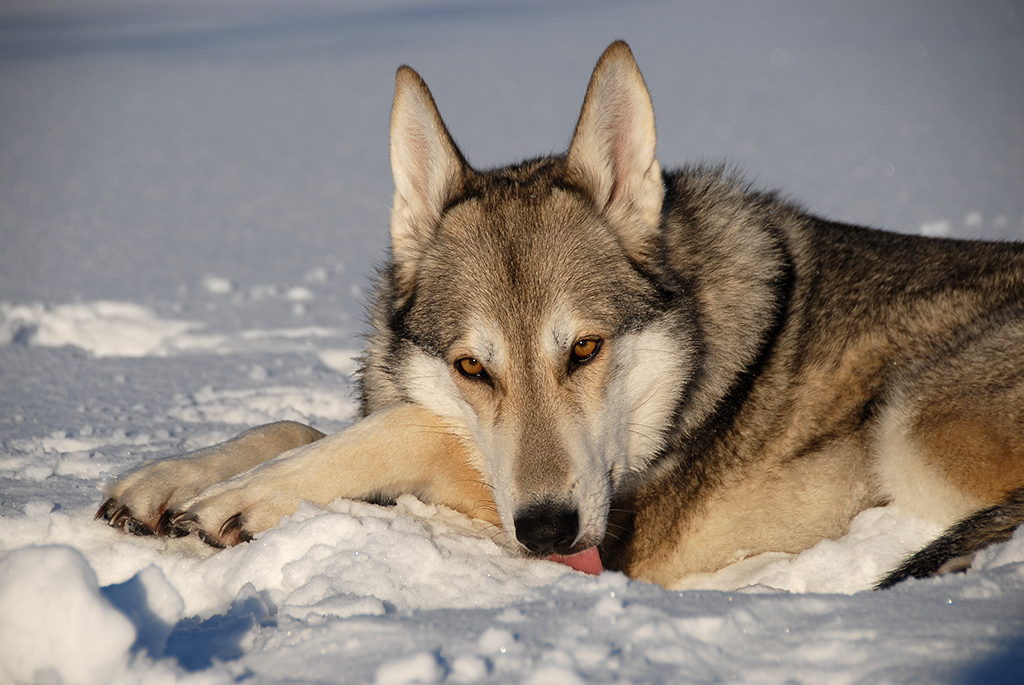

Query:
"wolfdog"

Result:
[[98, 41, 1024, 589]]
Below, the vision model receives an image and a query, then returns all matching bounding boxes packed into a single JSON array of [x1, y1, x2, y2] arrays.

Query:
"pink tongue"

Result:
[[548, 546, 603, 575]]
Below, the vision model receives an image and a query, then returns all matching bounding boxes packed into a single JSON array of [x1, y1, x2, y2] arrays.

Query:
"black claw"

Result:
[[155, 509, 173, 535], [220, 513, 244, 538], [197, 529, 227, 549], [110, 504, 132, 530], [171, 510, 199, 528], [217, 513, 254, 545], [98, 500, 154, 536], [156, 509, 192, 538], [95, 498, 117, 521]]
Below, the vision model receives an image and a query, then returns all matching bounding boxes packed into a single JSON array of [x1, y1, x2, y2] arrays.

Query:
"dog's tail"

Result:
[[876, 486, 1024, 590]]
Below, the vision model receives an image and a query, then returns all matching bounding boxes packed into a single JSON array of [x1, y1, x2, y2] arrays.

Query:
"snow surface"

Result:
[[2, 0, 1024, 682]]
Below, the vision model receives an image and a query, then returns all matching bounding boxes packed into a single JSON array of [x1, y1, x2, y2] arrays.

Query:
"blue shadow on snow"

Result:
[[103, 577, 274, 672]]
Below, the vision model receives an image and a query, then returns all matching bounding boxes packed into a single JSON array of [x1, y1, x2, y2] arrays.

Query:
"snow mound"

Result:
[[0, 545, 136, 685], [0, 301, 356, 360], [0, 301, 207, 358]]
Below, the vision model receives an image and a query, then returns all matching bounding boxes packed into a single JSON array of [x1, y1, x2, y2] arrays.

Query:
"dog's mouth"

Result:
[[548, 546, 603, 575]]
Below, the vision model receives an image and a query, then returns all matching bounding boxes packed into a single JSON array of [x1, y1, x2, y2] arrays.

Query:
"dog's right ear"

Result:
[[389, 66, 466, 281], [567, 42, 663, 265]]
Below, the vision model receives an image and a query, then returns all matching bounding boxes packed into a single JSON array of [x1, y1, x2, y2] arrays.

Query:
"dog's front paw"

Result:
[[95, 496, 161, 537], [96, 458, 217, 537], [97, 421, 327, 542], [162, 510, 253, 549], [164, 483, 300, 548]]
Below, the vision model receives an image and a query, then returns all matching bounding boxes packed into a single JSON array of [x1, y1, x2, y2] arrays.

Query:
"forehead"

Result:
[[434, 192, 623, 314], [401, 183, 664, 353]]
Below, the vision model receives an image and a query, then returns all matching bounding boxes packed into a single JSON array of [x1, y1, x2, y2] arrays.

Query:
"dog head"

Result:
[[378, 42, 695, 557]]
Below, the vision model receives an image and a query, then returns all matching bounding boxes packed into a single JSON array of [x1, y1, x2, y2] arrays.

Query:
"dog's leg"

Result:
[[97, 421, 326, 536], [163, 404, 498, 547]]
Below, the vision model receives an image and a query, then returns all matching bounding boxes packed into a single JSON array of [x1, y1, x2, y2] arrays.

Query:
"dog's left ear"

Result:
[[389, 66, 467, 285], [567, 42, 663, 260]]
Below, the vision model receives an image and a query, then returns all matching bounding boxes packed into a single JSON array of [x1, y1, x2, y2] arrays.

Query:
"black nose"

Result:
[[514, 505, 579, 555]]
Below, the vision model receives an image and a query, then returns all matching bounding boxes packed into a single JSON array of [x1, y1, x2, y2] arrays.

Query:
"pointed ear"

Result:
[[567, 42, 663, 258], [389, 66, 466, 274]]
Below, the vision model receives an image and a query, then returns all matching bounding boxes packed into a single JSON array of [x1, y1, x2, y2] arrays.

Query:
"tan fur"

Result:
[[635, 440, 877, 587], [874, 401, 985, 525], [922, 411, 1024, 502], [98, 421, 326, 534], [99, 406, 497, 546]]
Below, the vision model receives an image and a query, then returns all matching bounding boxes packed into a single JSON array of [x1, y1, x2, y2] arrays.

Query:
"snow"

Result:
[[0, 546, 136, 685], [1, 302, 202, 358], [1, 0, 1023, 683]]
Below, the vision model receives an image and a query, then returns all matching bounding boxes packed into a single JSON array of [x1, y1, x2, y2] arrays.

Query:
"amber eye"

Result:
[[570, 337, 602, 365], [455, 357, 488, 380]]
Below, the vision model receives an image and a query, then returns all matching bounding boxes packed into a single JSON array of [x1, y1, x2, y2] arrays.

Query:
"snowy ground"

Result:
[[2, 1, 1024, 682]]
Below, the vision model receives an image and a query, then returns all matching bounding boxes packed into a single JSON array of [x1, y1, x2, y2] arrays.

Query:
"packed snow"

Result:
[[2, 1, 1024, 683]]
